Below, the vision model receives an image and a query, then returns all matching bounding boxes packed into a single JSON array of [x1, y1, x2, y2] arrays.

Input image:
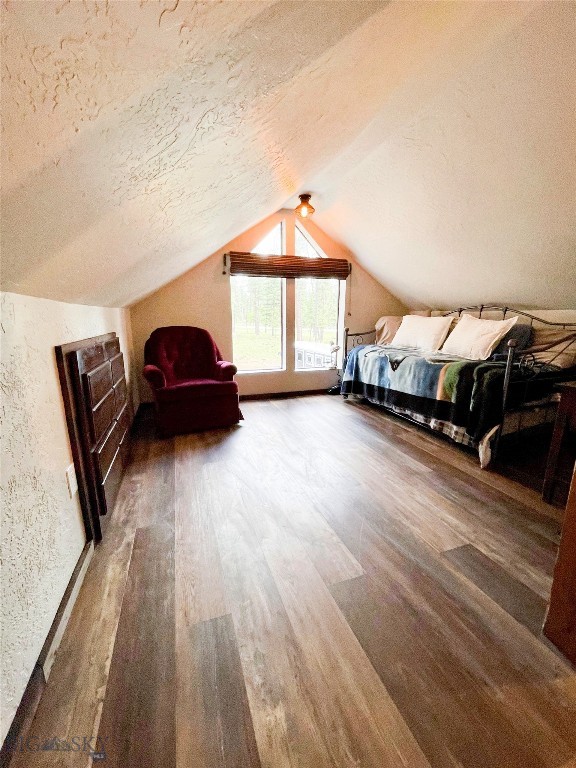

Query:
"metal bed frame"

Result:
[[343, 305, 576, 462]]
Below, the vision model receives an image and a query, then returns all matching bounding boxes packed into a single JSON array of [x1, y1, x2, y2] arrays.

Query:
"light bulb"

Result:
[[295, 193, 315, 218]]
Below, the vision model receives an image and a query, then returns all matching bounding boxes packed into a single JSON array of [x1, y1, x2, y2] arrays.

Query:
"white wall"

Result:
[[130, 210, 406, 400], [0, 292, 134, 743]]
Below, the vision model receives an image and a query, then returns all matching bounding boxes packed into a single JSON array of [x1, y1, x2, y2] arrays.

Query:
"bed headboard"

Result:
[[344, 305, 576, 365], [436, 305, 576, 329]]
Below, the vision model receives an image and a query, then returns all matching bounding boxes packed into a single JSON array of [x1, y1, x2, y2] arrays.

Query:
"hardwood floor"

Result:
[[10, 396, 576, 768]]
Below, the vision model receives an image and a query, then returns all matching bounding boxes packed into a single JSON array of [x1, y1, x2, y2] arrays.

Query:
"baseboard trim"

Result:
[[38, 541, 94, 679], [137, 392, 331, 406], [0, 666, 45, 768], [0, 541, 94, 764], [240, 389, 328, 401]]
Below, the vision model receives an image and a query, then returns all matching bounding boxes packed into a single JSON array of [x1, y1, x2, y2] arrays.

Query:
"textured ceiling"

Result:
[[309, 1, 576, 310], [1, 1, 575, 308]]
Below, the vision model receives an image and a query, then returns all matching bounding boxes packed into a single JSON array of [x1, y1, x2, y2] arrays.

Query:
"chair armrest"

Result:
[[143, 364, 166, 390], [215, 360, 237, 381]]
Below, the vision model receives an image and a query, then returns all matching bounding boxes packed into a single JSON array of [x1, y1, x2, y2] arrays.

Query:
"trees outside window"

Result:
[[231, 275, 283, 371], [231, 224, 284, 371]]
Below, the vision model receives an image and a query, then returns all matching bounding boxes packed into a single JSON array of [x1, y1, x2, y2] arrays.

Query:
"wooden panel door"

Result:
[[544, 461, 576, 662], [56, 333, 131, 542]]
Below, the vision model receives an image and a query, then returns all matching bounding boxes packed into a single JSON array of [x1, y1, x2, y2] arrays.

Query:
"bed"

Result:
[[341, 306, 576, 467]]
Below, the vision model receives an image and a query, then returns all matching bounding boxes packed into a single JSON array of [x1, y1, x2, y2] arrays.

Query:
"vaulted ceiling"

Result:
[[2, 1, 575, 308]]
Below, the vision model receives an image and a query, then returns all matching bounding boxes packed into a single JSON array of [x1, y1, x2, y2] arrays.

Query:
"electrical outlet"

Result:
[[65, 463, 78, 498]]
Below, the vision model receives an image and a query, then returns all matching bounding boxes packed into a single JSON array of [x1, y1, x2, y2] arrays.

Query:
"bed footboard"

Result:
[[343, 326, 376, 362], [342, 327, 376, 398]]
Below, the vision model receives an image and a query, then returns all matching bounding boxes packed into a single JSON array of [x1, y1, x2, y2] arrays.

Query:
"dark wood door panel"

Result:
[[114, 377, 128, 415], [104, 337, 121, 358], [94, 417, 125, 484], [85, 361, 113, 407], [101, 447, 124, 515], [90, 388, 116, 445], [544, 463, 576, 662], [117, 402, 130, 433], [110, 353, 125, 385], [77, 342, 106, 373]]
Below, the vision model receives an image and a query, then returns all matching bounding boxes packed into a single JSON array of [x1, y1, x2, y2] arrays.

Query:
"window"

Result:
[[294, 225, 341, 370], [252, 224, 283, 256], [230, 220, 347, 374], [231, 225, 284, 371], [295, 225, 319, 259], [295, 278, 341, 370]]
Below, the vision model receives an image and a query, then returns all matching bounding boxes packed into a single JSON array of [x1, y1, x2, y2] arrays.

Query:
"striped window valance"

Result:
[[226, 251, 351, 280]]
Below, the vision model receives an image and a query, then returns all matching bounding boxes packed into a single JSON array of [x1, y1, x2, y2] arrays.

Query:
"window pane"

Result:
[[231, 275, 283, 371], [295, 278, 340, 369], [295, 226, 321, 258], [252, 223, 283, 255]]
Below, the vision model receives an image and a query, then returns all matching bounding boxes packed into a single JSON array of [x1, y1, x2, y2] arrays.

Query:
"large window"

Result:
[[231, 225, 284, 371], [295, 278, 340, 370], [294, 226, 341, 370], [230, 222, 344, 374]]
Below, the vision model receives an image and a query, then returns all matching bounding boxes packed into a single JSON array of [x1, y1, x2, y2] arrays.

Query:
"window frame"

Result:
[[229, 217, 348, 379]]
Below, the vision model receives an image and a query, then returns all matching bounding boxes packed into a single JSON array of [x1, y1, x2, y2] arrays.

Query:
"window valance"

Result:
[[226, 251, 351, 280]]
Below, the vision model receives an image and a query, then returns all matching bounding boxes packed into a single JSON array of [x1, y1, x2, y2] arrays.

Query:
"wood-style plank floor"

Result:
[[12, 396, 576, 768]]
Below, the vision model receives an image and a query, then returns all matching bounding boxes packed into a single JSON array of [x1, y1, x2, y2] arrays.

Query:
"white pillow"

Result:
[[390, 315, 453, 352], [441, 314, 518, 360]]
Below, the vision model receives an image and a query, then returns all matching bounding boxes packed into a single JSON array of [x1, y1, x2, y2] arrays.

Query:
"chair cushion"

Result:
[[156, 378, 238, 403]]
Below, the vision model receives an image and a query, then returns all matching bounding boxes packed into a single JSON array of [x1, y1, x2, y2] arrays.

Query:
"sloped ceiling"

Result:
[[309, 1, 576, 310], [1, 1, 575, 309]]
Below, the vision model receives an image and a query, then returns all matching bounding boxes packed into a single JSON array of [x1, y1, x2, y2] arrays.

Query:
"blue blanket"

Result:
[[341, 345, 506, 441]]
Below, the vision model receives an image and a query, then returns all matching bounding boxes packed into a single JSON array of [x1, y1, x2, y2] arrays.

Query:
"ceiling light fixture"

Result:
[[295, 193, 315, 219]]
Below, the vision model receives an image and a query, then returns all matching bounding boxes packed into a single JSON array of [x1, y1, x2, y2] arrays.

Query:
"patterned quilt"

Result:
[[341, 345, 508, 445]]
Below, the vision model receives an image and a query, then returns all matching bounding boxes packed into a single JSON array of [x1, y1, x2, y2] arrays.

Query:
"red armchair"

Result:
[[143, 326, 242, 437]]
